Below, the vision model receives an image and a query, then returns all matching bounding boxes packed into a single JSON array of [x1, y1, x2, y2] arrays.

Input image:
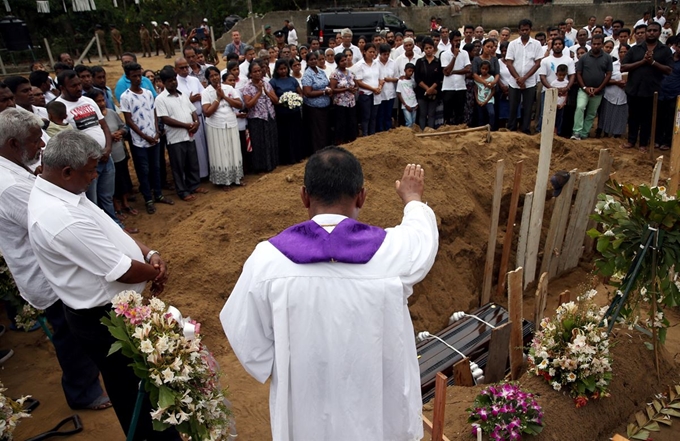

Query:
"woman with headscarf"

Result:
[[201, 66, 244, 188], [269, 59, 305, 164], [330, 52, 358, 144], [242, 62, 279, 172], [302, 51, 332, 153]]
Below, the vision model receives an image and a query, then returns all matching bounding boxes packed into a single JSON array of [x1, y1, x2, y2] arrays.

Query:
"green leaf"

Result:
[[587, 228, 601, 239], [630, 429, 650, 440], [525, 422, 544, 434], [643, 421, 661, 432], [644, 341, 654, 351], [107, 341, 123, 357], [158, 386, 176, 409], [661, 408, 680, 418], [152, 419, 169, 431], [597, 237, 610, 253], [108, 324, 130, 342]]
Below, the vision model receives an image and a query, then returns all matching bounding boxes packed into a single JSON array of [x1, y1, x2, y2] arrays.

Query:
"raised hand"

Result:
[[395, 163, 425, 205]]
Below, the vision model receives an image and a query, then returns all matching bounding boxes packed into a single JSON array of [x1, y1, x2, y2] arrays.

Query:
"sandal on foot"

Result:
[[154, 195, 175, 205], [182, 194, 197, 202], [660, 144, 671, 151], [620, 143, 634, 149], [122, 206, 138, 216], [115, 210, 127, 221], [639, 146, 649, 153], [83, 395, 112, 411], [193, 187, 209, 194], [146, 202, 156, 214]]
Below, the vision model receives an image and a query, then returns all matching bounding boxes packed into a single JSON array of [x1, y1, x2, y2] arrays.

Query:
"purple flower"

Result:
[[477, 408, 488, 421]]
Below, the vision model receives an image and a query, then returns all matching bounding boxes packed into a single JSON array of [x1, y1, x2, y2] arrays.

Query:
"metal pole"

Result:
[[94, 32, 103, 65], [43, 37, 54, 67], [76, 36, 96, 65]]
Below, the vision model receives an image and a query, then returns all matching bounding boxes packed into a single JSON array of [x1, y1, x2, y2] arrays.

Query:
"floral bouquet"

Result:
[[467, 382, 543, 440], [279, 91, 303, 109], [1, 253, 45, 332], [527, 289, 613, 408], [15, 303, 43, 331], [0, 382, 31, 440], [588, 183, 680, 344], [102, 291, 232, 441]]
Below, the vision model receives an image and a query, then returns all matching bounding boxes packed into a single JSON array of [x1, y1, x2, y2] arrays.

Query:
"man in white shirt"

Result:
[[474, 26, 485, 41], [28, 129, 178, 441], [603, 16, 614, 37], [654, 8, 667, 27], [583, 15, 597, 39], [564, 18, 578, 44], [441, 30, 471, 125], [287, 22, 298, 46], [635, 11, 652, 29], [55, 70, 121, 229], [538, 36, 575, 133], [569, 29, 591, 57], [497, 27, 511, 54], [0, 108, 111, 411], [377, 44, 398, 132], [3, 76, 48, 121], [175, 57, 210, 179], [333, 28, 363, 64], [395, 37, 422, 77], [392, 29, 423, 59], [155, 67, 203, 201], [437, 26, 451, 54], [506, 19, 544, 133], [221, 147, 438, 441]]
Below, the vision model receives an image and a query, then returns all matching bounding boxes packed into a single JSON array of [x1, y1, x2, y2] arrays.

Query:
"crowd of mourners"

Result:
[[0, 7, 678, 237]]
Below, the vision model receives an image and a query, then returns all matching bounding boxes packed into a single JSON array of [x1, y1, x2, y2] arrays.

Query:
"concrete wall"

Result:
[[216, 1, 653, 52]]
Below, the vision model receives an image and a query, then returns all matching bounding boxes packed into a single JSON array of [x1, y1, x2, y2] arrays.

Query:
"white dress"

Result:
[[221, 201, 439, 441]]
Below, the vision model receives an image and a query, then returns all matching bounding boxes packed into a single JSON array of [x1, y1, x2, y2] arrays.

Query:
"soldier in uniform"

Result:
[[95, 24, 110, 61], [110, 24, 123, 61], [161, 22, 173, 58], [261, 25, 275, 49], [140, 24, 152, 58]]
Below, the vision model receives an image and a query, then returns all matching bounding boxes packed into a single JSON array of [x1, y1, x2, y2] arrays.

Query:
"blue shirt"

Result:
[[93, 85, 116, 110], [114, 75, 157, 103], [301, 67, 331, 108]]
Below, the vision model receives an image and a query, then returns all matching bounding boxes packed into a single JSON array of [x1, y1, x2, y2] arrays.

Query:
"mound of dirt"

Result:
[[423, 330, 679, 441]]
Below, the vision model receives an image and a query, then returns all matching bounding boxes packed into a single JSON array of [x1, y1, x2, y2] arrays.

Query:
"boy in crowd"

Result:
[[396, 63, 418, 127], [551, 64, 570, 134], [45, 101, 72, 137]]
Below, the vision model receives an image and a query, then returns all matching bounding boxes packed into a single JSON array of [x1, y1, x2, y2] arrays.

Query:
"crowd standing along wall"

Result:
[[216, 1, 653, 51]]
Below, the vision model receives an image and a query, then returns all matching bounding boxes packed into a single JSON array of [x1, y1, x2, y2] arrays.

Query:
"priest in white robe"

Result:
[[220, 146, 438, 441]]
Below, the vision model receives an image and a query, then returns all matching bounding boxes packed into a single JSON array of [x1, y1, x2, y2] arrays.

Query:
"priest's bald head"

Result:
[[301, 146, 366, 219]]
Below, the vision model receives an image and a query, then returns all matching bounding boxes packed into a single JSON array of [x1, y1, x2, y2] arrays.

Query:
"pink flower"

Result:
[[114, 303, 129, 317]]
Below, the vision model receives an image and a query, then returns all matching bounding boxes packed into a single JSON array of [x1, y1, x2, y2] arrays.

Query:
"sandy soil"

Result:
[[3, 53, 680, 440]]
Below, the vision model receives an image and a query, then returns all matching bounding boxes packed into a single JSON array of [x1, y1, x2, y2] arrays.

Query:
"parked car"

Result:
[[223, 15, 242, 33], [306, 9, 407, 46]]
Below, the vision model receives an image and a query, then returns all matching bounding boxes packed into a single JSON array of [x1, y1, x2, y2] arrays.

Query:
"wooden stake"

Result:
[[558, 290, 571, 306], [415, 124, 490, 138], [557, 169, 602, 275], [453, 357, 475, 387], [516, 192, 533, 283], [534, 272, 549, 325], [584, 150, 613, 252], [484, 323, 511, 383], [482, 160, 505, 305], [76, 36, 97, 65], [651, 155, 664, 187], [525, 88, 558, 287], [669, 96, 680, 195], [507, 267, 524, 380], [497, 161, 523, 298], [94, 32, 103, 65], [541, 169, 577, 277], [650, 91, 659, 161], [423, 416, 452, 441], [432, 372, 448, 441]]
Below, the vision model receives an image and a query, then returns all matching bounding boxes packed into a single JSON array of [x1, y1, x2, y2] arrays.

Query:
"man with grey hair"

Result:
[[0, 108, 111, 409], [333, 28, 362, 63], [28, 130, 180, 441], [395, 37, 422, 77], [565, 18, 578, 44]]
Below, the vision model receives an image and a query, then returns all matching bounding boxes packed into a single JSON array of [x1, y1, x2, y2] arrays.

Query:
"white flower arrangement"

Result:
[[15, 303, 43, 331], [103, 291, 233, 441], [0, 382, 31, 440], [527, 289, 613, 408], [279, 91, 303, 109]]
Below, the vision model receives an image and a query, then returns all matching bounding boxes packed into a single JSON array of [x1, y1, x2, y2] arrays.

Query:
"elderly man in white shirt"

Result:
[[395, 37, 422, 77], [221, 147, 438, 441], [175, 57, 210, 179], [0, 109, 112, 410], [28, 130, 180, 441], [506, 18, 545, 133], [333, 28, 363, 64]]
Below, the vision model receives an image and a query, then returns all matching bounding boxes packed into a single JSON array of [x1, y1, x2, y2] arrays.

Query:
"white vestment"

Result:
[[220, 201, 438, 441]]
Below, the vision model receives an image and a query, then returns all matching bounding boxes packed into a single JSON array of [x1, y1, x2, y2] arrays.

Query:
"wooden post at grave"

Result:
[[541, 169, 578, 278], [557, 169, 603, 275], [649, 92, 659, 161], [497, 161, 523, 298], [558, 290, 571, 306], [534, 272, 549, 325], [482, 160, 505, 305], [651, 156, 664, 187], [584, 150, 613, 252], [453, 358, 475, 387], [668, 96, 680, 195], [484, 322, 511, 384], [516, 192, 533, 284], [507, 267, 524, 380], [525, 88, 558, 287], [432, 372, 448, 441]]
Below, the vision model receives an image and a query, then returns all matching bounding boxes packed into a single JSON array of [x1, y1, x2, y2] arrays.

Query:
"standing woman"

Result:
[[599, 44, 629, 139], [472, 38, 500, 128], [298, 45, 309, 71], [302, 51, 333, 153], [269, 59, 305, 164], [330, 52, 358, 144], [414, 37, 443, 129], [242, 62, 279, 172], [289, 58, 304, 87], [201, 66, 244, 188], [357, 36, 367, 55], [463, 42, 480, 125], [354, 43, 382, 136]]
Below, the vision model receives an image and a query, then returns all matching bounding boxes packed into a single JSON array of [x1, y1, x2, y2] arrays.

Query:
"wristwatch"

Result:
[[145, 250, 160, 263], [582, 86, 587, 90]]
